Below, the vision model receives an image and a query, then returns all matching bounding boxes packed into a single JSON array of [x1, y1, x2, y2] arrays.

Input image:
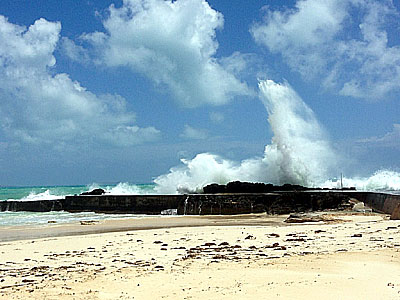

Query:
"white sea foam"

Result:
[[154, 79, 400, 194], [81, 182, 155, 195], [321, 170, 400, 191], [105, 182, 155, 195], [12, 190, 65, 202]]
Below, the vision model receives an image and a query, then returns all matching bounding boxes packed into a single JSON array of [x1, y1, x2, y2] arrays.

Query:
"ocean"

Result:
[[0, 183, 156, 227], [0, 183, 157, 202]]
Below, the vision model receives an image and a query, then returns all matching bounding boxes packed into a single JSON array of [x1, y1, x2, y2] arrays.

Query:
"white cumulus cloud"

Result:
[[83, 0, 251, 107], [251, 0, 400, 100], [0, 16, 160, 148], [60, 37, 90, 64]]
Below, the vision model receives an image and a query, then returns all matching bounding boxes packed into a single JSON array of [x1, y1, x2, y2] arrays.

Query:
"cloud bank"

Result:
[[358, 123, 400, 148], [83, 0, 251, 107], [251, 0, 400, 100], [0, 16, 160, 148]]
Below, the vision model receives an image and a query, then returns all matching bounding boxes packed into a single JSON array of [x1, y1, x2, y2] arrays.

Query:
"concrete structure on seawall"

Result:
[[0, 191, 399, 219]]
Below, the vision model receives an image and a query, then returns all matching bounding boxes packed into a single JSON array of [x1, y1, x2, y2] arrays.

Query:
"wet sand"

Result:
[[0, 214, 286, 242], [0, 212, 400, 299]]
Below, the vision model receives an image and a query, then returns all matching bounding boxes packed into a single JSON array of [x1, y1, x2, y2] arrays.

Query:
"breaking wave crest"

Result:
[[15, 190, 65, 202], [86, 183, 156, 195], [103, 182, 155, 195], [322, 170, 400, 191]]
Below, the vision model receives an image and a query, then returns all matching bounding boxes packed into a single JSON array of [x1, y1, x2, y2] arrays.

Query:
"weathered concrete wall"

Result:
[[178, 192, 350, 215], [0, 199, 64, 212], [1, 191, 399, 217], [178, 194, 278, 215], [392, 203, 400, 220], [0, 195, 184, 214], [62, 195, 183, 214]]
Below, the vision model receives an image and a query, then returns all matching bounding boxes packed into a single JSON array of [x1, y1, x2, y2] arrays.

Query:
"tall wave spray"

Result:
[[154, 79, 338, 194], [259, 80, 338, 185]]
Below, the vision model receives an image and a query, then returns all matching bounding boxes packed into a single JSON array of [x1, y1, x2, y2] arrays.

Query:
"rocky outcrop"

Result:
[[202, 181, 355, 194], [80, 188, 105, 196]]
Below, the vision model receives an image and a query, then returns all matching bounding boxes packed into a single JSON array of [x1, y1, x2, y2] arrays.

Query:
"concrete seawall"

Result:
[[1, 191, 399, 219], [0, 195, 184, 215], [342, 191, 400, 219], [63, 194, 183, 214]]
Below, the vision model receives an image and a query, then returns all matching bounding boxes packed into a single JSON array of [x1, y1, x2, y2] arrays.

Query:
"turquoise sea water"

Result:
[[0, 183, 157, 227], [0, 183, 156, 201], [0, 185, 86, 201]]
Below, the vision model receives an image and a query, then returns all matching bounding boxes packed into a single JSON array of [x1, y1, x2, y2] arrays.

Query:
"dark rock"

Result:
[[202, 181, 309, 194], [286, 238, 306, 242], [386, 226, 397, 230], [274, 246, 287, 250], [284, 214, 324, 223], [80, 188, 105, 196], [80, 220, 98, 225], [203, 184, 227, 194], [267, 233, 280, 238], [226, 181, 273, 193]]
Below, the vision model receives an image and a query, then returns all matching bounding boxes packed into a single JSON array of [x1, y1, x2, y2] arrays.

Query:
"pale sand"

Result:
[[0, 212, 399, 299]]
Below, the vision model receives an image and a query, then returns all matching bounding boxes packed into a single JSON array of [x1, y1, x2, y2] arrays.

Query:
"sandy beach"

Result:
[[0, 212, 400, 299]]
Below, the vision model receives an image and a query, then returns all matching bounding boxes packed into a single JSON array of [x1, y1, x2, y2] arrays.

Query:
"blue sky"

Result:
[[1, 0, 400, 187]]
